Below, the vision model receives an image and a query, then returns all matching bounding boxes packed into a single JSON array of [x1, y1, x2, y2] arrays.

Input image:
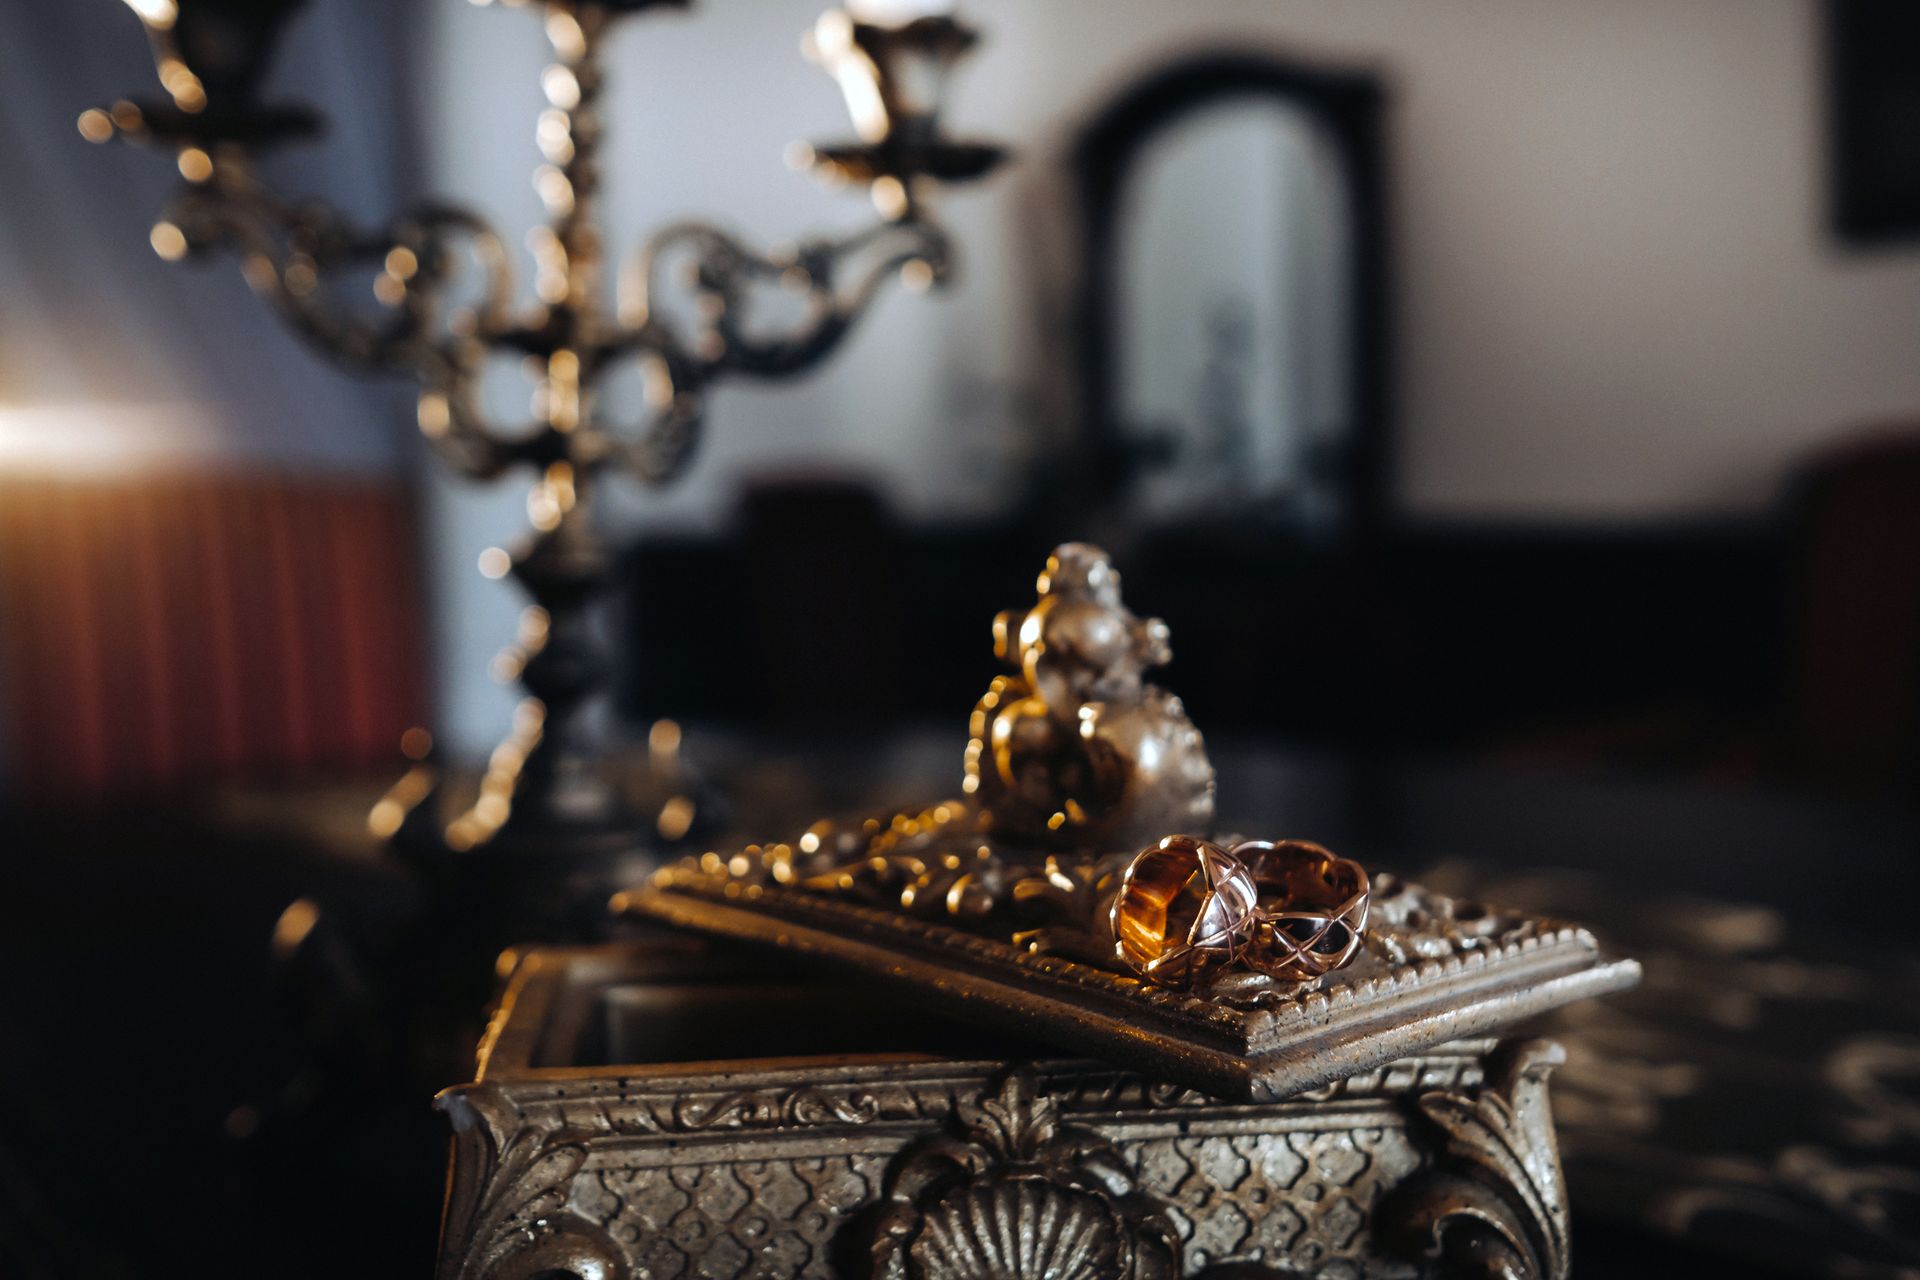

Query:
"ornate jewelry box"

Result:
[[437, 942, 1579, 1280], [436, 545, 1635, 1278]]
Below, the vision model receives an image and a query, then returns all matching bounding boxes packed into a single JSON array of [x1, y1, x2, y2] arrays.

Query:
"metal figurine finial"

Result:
[[87, 0, 1005, 859], [965, 542, 1216, 852], [653, 544, 1214, 931]]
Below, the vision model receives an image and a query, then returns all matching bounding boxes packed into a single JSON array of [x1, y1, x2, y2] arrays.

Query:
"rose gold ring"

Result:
[[1109, 835, 1257, 988], [1232, 839, 1369, 982]]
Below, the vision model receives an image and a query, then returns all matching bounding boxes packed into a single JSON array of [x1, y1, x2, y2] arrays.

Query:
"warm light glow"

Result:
[[121, 0, 178, 29], [477, 546, 512, 579], [271, 899, 320, 958], [657, 794, 696, 841], [0, 404, 231, 476], [545, 351, 581, 432], [156, 57, 206, 113], [370, 759, 439, 840], [284, 256, 318, 296], [241, 253, 277, 291], [640, 352, 673, 410], [385, 246, 419, 280], [544, 10, 586, 60], [528, 460, 577, 530], [900, 257, 935, 291], [176, 147, 212, 182], [513, 699, 545, 735], [550, 460, 577, 507], [417, 392, 451, 438], [367, 797, 406, 838], [150, 221, 188, 260], [649, 718, 682, 756], [812, 11, 891, 143], [400, 727, 434, 760], [540, 65, 581, 111], [533, 165, 574, 214], [871, 175, 909, 220], [76, 109, 114, 143], [536, 109, 574, 164]]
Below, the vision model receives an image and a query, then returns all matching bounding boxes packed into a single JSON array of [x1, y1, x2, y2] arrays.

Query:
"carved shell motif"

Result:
[[909, 1176, 1126, 1280], [866, 1069, 1180, 1280]]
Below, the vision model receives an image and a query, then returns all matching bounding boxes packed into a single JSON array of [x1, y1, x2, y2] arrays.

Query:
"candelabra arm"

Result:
[[627, 214, 949, 377], [142, 149, 528, 481], [604, 211, 947, 485]]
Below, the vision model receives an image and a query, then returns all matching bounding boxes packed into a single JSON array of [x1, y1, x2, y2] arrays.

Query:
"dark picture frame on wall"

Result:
[[1829, 0, 1920, 244]]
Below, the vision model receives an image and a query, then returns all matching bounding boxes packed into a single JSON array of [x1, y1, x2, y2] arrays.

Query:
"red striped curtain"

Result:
[[0, 471, 429, 799]]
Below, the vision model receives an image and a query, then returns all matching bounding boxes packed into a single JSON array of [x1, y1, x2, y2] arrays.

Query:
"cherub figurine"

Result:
[[964, 543, 1215, 851]]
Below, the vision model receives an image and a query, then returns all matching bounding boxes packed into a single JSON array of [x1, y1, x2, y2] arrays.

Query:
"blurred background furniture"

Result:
[[0, 469, 427, 797], [1781, 427, 1920, 793]]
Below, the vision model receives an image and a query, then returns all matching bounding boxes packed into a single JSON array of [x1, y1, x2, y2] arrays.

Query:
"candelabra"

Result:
[[88, 0, 1003, 869]]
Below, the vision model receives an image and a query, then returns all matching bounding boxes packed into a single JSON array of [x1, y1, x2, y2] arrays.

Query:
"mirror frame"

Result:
[[1070, 51, 1390, 541]]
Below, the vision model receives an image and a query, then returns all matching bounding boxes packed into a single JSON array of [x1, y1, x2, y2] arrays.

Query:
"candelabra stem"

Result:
[[547, 3, 605, 324], [443, 5, 632, 855], [503, 502, 619, 825]]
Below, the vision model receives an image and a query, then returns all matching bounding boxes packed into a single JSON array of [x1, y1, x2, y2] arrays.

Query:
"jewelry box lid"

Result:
[[616, 543, 1639, 1101], [618, 859, 1638, 1102]]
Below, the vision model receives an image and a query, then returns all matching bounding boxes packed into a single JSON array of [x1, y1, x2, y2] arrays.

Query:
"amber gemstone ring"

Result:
[[1109, 835, 1258, 987], [1233, 839, 1370, 982]]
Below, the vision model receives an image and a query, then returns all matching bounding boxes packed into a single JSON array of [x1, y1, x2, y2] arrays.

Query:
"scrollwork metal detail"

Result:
[[435, 1083, 619, 1280], [669, 1084, 888, 1131], [1380, 1038, 1571, 1280]]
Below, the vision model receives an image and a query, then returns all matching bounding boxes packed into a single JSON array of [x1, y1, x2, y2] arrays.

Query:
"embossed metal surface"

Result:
[[435, 944, 1576, 1279]]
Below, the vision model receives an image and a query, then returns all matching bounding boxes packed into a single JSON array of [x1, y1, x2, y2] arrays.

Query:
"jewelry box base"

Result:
[[435, 942, 1573, 1280]]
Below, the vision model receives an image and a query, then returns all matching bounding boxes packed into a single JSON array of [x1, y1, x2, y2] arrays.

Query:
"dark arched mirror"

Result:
[[1073, 54, 1388, 540]]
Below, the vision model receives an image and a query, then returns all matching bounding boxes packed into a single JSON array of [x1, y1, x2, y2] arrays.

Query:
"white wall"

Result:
[[415, 0, 1920, 752]]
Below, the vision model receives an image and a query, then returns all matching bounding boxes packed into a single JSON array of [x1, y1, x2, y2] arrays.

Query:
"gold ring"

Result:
[[1233, 839, 1369, 982], [1109, 835, 1257, 988]]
